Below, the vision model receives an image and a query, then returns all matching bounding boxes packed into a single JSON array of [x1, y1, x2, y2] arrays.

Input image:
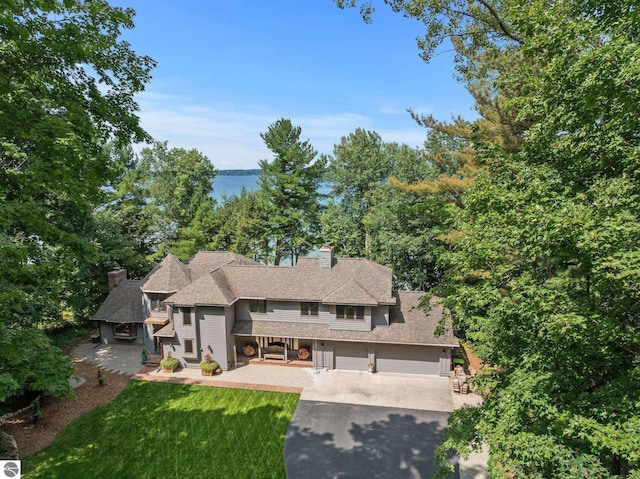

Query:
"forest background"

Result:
[[1, 1, 638, 477]]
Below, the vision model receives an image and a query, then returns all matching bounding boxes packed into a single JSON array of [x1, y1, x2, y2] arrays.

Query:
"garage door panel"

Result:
[[377, 345, 440, 375], [334, 343, 369, 371]]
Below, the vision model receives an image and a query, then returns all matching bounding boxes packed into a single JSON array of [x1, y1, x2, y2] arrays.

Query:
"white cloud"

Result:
[[134, 88, 431, 168]]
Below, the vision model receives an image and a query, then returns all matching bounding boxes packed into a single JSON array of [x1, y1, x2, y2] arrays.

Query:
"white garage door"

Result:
[[376, 345, 440, 375], [334, 342, 369, 371]]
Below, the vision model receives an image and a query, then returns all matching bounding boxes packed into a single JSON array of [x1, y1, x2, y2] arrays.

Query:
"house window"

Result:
[[114, 323, 137, 338], [249, 299, 267, 314], [184, 339, 195, 355], [182, 307, 192, 326], [336, 305, 365, 320], [300, 302, 319, 316], [148, 293, 168, 313]]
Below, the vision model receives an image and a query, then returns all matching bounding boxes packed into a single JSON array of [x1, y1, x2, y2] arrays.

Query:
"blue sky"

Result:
[[115, 0, 476, 169]]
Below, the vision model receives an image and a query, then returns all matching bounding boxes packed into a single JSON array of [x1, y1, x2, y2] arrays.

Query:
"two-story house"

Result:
[[91, 247, 458, 376]]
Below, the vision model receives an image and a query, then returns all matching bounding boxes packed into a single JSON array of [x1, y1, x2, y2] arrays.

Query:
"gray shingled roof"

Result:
[[231, 291, 458, 347], [322, 278, 378, 306], [154, 322, 175, 338], [141, 254, 191, 292], [91, 280, 143, 323], [161, 254, 395, 307], [186, 251, 261, 280], [165, 268, 238, 306]]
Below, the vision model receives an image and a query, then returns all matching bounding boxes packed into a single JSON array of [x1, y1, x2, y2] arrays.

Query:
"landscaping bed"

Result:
[[1, 357, 130, 458]]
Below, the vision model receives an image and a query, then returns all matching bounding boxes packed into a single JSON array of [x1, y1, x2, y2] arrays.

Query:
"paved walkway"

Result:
[[132, 362, 316, 394]]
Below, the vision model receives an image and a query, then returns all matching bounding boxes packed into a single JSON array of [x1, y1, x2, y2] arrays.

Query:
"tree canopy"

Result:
[[0, 0, 154, 401], [340, 0, 640, 477]]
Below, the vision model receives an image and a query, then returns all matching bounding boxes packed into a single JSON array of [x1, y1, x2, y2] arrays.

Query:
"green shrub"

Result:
[[200, 354, 219, 371], [160, 354, 180, 370]]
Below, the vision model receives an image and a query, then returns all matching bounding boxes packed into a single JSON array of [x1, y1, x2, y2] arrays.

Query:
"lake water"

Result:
[[212, 175, 259, 201], [213, 175, 332, 202]]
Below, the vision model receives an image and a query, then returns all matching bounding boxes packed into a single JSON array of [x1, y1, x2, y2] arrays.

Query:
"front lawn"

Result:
[[23, 381, 299, 479]]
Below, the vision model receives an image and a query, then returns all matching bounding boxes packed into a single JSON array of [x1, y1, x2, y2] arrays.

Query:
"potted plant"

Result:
[[200, 354, 219, 376], [160, 353, 180, 373], [141, 349, 148, 362], [368, 362, 376, 374]]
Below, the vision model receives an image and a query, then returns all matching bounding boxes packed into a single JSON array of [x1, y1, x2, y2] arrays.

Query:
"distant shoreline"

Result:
[[217, 169, 260, 176]]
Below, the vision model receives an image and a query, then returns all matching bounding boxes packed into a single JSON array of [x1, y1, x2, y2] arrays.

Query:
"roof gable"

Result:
[[91, 280, 143, 323], [322, 279, 378, 306], [141, 254, 191, 292], [165, 269, 237, 307]]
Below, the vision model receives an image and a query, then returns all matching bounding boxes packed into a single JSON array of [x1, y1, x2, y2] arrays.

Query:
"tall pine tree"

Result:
[[258, 119, 326, 265]]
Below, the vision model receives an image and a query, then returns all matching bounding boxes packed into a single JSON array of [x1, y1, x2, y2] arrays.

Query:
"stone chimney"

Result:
[[107, 269, 127, 292], [318, 245, 334, 269]]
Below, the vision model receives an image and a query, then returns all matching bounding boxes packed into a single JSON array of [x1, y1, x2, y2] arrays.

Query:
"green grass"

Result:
[[23, 381, 299, 479]]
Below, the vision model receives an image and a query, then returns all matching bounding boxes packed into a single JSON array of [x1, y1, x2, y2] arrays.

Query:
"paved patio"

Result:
[[74, 342, 148, 376]]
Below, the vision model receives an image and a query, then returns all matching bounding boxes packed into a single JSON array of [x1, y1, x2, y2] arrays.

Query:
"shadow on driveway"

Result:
[[285, 400, 458, 479]]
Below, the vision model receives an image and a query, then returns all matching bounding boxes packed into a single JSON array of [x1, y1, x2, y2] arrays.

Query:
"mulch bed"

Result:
[[0, 356, 131, 458]]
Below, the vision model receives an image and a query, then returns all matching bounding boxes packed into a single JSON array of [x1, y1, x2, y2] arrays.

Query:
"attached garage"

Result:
[[334, 342, 370, 371], [376, 344, 442, 375]]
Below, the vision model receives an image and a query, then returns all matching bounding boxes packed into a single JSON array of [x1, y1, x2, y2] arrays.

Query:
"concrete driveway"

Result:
[[301, 370, 454, 412]]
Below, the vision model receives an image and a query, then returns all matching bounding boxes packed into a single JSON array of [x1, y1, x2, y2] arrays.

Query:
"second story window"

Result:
[[249, 299, 267, 314], [336, 305, 365, 320], [300, 302, 319, 316], [148, 293, 168, 314], [182, 307, 192, 326]]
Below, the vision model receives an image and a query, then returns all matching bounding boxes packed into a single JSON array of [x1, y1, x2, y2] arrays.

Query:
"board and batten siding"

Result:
[[236, 300, 332, 324], [196, 306, 230, 370], [313, 340, 335, 369]]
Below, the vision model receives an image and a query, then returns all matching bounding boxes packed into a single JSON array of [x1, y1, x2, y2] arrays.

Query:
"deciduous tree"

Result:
[[0, 0, 154, 400]]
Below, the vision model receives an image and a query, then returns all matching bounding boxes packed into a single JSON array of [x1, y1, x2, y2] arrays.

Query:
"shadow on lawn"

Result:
[[23, 381, 297, 479], [285, 405, 459, 479]]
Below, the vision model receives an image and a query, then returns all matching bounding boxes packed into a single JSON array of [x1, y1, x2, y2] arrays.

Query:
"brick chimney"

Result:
[[107, 269, 127, 292], [318, 245, 334, 269]]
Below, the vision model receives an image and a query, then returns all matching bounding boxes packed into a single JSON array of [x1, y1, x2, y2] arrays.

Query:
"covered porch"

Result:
[[235, 336, 313, 366]]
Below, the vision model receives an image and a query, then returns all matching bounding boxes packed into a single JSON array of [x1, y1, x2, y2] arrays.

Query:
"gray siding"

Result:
[[330, 305, 372, 332], [376, 345, 441, 375], [142, 323, 155, 352], [372, 306, 389, 326], [334, 342, 370, 371], [236, 300, 332, 324], [313, 340, 335, 369], [225, 306, 235, 368], [439, 348, 452, 376], [173, 306, 197, 364], [142, 293, 170, 319], [196, 306, 229, 370]]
